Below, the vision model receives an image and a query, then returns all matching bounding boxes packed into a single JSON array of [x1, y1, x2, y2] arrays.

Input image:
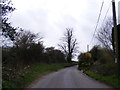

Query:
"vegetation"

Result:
[[77, 17, 120, 88], [78, 42, 119, 88], [1, 0, 16, 42], [2, 0, 119, 89], [3, 63, 77, 88], [78, 45, 119, 88], [1, 1, 78, 88], [97, 18, 113, 51], [2, 30, 68, 88], [85, 71, 120, 88]]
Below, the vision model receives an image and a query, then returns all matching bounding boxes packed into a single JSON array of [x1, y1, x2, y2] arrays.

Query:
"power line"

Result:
[[89, 0, 104, 45], [102, 1, 111, 24]]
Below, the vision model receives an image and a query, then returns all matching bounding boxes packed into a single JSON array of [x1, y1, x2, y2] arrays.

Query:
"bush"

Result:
[[92, 63, 117, 76], [78, 45, 117, 76], [91, 48, 117, 76]]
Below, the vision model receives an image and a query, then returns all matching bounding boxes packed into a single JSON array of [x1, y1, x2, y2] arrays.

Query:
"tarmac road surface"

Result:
[[29, 65, 113, 88]]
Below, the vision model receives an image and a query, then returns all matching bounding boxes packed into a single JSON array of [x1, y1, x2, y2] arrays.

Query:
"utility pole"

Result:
[[112, 0, 118, 62], [87, 45, 89, 52], [118, 2, 120, 77], [117, 24, 120, 76], [112, 0, 120, 76]]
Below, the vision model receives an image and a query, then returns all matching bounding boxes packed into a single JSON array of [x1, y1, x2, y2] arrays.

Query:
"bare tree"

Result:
[[13, 30, 43, 48], [97, 18, 113, 50], [58, 28, 78, 62]]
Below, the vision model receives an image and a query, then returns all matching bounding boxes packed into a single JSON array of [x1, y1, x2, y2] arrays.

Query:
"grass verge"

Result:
[[3, 63, 77, 88], [85, 70, 120, 88]]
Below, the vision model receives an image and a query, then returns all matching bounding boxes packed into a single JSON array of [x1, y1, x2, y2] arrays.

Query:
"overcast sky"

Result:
[[8, 0, 120, 55]]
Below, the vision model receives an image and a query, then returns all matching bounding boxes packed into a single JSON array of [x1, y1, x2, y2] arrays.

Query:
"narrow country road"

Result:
[[29, 65, 113, 88]]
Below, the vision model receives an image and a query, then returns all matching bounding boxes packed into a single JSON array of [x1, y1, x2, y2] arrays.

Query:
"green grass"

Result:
[[85, 70, 120, 88], [3, 63, 77, 88]]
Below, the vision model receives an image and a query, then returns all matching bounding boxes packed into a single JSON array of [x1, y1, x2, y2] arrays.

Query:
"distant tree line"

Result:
[[2, 30, 66, 70]]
